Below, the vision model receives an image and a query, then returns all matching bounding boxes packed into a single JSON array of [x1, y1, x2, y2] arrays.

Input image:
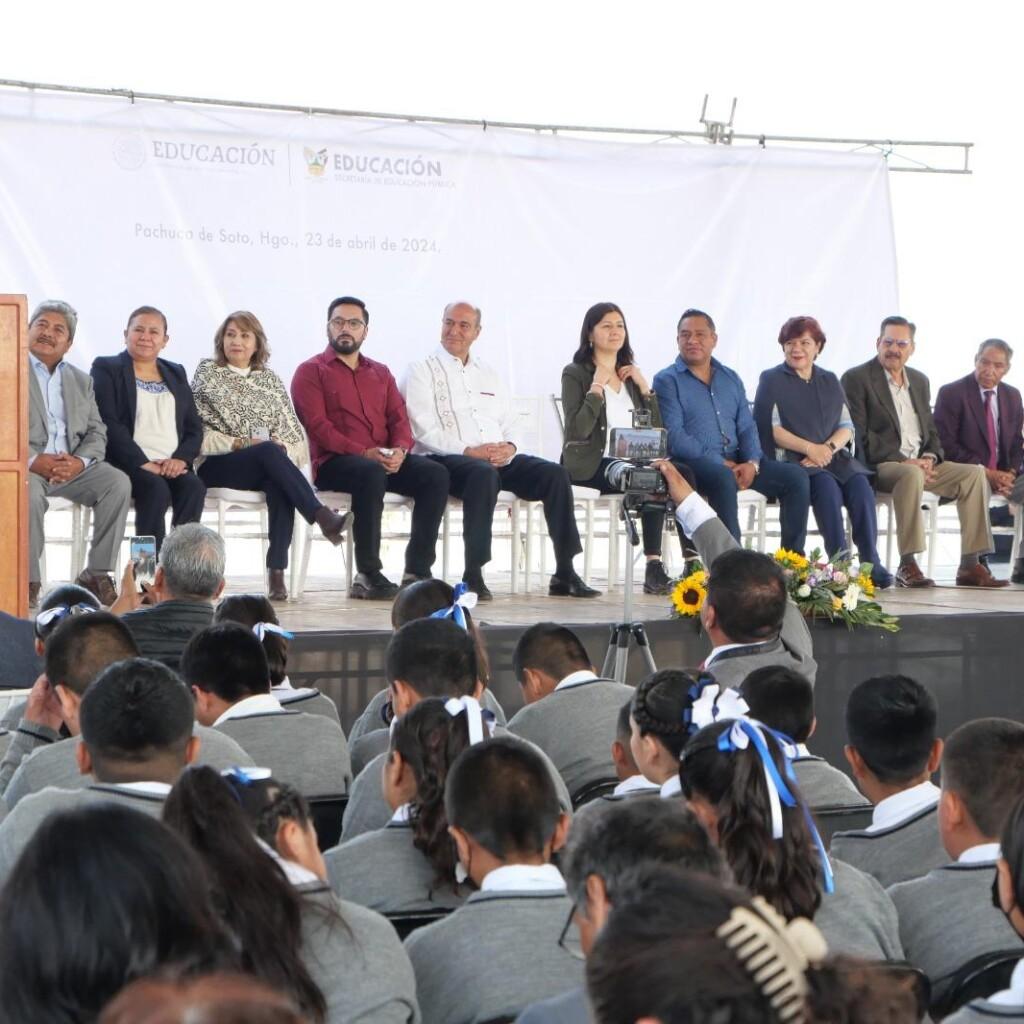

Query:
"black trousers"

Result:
[[316, 454, 449, 576], [198, 444, 323, 570], [571, 457, 694, 556], [430, 453, 582, 575], [127, 466, 206, 552]]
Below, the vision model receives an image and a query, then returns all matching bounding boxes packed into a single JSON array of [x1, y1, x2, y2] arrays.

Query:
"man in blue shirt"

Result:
[[653, 309, 810, 551]]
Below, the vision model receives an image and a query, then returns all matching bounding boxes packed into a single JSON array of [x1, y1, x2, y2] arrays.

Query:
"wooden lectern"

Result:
[[0, 295, 29, 618]]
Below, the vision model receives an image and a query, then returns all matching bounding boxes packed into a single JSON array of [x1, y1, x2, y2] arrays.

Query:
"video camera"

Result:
[[606, 409, 673, 514]]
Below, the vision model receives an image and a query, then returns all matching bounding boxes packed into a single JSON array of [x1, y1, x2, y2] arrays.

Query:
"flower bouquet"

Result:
[[669, 549, 900, 632]]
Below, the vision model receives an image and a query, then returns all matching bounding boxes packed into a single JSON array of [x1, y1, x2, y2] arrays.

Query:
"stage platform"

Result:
[[239, 568, 1024, 773]]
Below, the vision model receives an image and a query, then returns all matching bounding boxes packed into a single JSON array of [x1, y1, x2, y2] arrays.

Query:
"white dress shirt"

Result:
[[480, 863, 566, 893], [213, 692, 285, 726], [886, 372, 925, 460], [868, 780, 940, 833], [659, 775, 682, 799], [613, 773, 660, 797], [403, 347, 521, 455], [554, 670, 600, 691], [29, 354, 93, 470], [958, 842, 1001, 864]]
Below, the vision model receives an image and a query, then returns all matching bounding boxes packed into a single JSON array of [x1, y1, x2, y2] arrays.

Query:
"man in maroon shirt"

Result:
[[291, 296, 450, 599]]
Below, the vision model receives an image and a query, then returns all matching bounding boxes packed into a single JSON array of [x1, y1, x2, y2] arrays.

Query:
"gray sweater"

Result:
[[2, 726, 253, 809], [793, 755, 870, 811], [298, 882, 421, 1023], [341, 731, 572, 843], [325, 820, 466, 915], [0, 783, 166, 883], [889, 859, 1021, 1004], [506, 678, 636, 798], [404, 888, 584, 1024], [217, 710, 351, 797], [815, 858, 904, 960], [515, 985, 590, 1024], [348, 688, 507, 747], [830, 803, 951, 888], [691, 516, 817, 688], [274, 687, 341, 724]]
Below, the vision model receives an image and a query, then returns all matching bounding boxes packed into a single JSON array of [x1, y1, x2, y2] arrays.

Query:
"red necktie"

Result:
[[984, 389, 998, 470]]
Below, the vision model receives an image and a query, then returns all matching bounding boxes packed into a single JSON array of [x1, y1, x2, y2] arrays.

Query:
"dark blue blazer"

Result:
[[90, 350, 203, 471], [933, 372, 1024, 473]]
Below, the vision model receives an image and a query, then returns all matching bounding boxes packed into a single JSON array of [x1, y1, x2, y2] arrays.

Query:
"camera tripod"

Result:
[[601, 503, 661, 683]]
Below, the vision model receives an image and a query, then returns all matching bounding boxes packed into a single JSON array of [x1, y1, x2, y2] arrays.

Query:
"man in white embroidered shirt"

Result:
[[403, 301, 598, 600]]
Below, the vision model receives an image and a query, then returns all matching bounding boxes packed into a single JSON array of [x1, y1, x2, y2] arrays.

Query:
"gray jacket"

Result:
[[299, 883, 421, 1023], [830, 803, 951, 888], [515, 986, 590, 1024], [793, 755, 869, 811], [692, 517, 817, 689], [815, 858, 904, 961], [29, 358, 108, 463]]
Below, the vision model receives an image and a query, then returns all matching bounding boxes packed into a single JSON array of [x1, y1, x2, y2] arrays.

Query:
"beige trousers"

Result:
[[875, 460, 993, 557]]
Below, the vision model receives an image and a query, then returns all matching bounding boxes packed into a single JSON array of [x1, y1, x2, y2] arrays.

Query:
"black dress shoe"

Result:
[[399, 572, 432, 590], [462, 570, 493, 602], [643, 559, 672, 595], [549, 571, 601, 598], [1012, 560, 1024, 584], [349, 571, 400, 600], [268, 569, 288, 602]]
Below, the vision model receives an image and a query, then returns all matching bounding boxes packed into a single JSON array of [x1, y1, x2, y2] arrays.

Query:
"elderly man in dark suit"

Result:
[[841, 316, 1005, 589], [27, 301, 131, 608], [934, 339, 1024, 581]]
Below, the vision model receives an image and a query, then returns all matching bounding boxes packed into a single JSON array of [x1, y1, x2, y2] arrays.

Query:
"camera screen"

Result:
[[609, 427, 667, 461]]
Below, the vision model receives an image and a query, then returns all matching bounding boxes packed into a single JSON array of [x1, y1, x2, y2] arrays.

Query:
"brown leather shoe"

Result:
[[75, 569, 118, 606], [314, 507, 351, 547], [28, 582, 41, 609], [894, 560, 934, 588], [268, 569, 288, 602], [955, 563, 1010, 588]]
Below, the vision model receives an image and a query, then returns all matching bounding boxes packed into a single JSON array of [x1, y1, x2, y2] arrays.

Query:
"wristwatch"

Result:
[[826, 440, 837, 452]]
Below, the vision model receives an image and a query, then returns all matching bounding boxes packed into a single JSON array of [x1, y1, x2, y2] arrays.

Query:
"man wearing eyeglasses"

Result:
[[841, 316, 1005, 588], [291, 296, 450, 600]]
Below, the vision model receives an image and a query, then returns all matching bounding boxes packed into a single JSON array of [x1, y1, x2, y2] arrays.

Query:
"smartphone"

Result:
[[252, 426, 271, 442], [379, 447, 395, 457], [130, 535, 158, 589]]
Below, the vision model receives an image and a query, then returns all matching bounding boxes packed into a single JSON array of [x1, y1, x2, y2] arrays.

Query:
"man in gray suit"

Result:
[[841, 315, 1003, 588], [28, 300, 131, 608], [655, 461, 817, 689]]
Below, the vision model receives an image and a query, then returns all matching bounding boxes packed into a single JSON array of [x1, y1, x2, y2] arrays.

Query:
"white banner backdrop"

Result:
[[0, 89, 897, 458]]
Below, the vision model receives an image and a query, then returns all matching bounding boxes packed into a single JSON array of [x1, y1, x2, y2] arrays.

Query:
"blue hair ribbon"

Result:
[[429, 581, 478, 630]]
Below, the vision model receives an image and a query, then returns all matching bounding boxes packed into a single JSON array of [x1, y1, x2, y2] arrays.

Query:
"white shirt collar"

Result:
[[660, 775, 682, 799], [390, 802, 413, 823], [987, 958, 1024, 1006], [226, 363, 252, 377], [30, 352, 64, 376], [213, 692, 284, 726], [108, 781, 173, 796], [256, 837, 322, 887], [869, 780, 940, 833], [555, 670, 600, 691], [434, 345, 480, 370], [795, 743, 812, 758], [480, 863, 566, 893], [613, 774, 660, 796], [959, 842, 1001, 865]]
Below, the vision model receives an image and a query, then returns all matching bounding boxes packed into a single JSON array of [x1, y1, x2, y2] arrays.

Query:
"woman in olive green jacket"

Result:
[[561, 302, 694, 594]]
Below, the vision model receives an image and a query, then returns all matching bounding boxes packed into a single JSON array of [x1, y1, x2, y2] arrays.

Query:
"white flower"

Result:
[[842, 583, 862, 611], [796, 584, 812, 598]]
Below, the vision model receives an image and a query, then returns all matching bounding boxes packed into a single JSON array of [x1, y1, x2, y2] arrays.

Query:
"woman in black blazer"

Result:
[[91, 305, 206, 551]]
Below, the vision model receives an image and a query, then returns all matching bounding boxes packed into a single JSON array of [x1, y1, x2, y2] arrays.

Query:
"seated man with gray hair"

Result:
[[27, 299, 131, 608], [115, 523, 226, 672]]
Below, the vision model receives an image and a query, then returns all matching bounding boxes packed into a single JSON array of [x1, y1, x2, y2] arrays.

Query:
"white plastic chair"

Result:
[[39, 497, 92, 587]]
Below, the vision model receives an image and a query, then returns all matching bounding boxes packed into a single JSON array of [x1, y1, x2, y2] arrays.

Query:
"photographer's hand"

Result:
[[653, 460, 694, 505]]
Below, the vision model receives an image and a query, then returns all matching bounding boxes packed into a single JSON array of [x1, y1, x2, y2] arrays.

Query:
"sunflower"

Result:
[[856, 572, 876, 598], [774, 549, 810, 573], [831, 596, 843, 611], [671, 570, 708, 617]]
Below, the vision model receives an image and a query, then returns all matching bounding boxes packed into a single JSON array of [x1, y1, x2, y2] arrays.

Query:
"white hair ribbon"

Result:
[[444, 695, 490, 745], [690, 683, 750, 732], [252, 622, 294, 642], [429, 582, 478, 630]]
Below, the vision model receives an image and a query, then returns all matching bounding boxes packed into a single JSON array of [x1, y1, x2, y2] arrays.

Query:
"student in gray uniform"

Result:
[[741, 665, 868, 810], [680, 717, 903, 960], [517, 797, 730, 1024], [946, 794, 1024, 1022], [606, 698, 659, 799], [347, 579, 505, 775], [342, 618, 570, 842], [1, 613, 251, 808], [405, 737, 580, 1024], [182, 623, 351, 797], [0, 657, 200, 881], [326, 696, 473, 914], [629, 668, 748, 800], [656, 459, 817, 688], [507, 622, 635, 800], [214, 593, 340, 723], [831, 674, 948, 886], [584, 863, 918, 1024], [164, 764, 419, 1024], [0, 804, 235, 1023], [888, 718, 1024, 1007]]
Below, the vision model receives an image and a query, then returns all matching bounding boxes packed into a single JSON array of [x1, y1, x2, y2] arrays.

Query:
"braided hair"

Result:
[[215, 594, 288, 686], [630, 668, 710, 760], [390, 697, 473, 888]]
